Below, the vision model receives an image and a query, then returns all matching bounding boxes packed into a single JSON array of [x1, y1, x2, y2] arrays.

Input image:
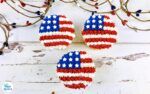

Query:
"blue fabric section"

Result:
[[84, 15, 104, 31], [57, 51, 81, 69], [39, 15, 60, 33]]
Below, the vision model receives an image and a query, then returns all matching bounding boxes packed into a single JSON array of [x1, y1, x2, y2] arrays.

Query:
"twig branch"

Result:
[[0, 0, 52, 54], [60, 0, 150, 31]]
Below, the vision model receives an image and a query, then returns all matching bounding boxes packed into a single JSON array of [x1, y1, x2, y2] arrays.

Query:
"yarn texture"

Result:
[[82, 15, 117, 49], [39, 15, 75, 50], [57, 51, 95, 89]]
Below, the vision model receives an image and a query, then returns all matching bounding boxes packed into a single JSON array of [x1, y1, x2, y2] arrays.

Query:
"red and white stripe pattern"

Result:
[[57, 51, 95, 89], [82, 15, 117, 49], [39, 15, 75, 50]]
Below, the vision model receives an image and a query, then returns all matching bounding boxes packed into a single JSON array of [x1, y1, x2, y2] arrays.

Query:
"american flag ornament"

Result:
[[82, 15, 117, 49], [39, 15, 75, 50], [57, 51, 95, 89]]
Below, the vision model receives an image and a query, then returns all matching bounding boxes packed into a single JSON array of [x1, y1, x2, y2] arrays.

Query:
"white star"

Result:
[[57, 64, 61, 67], [42, 21, 46, 24], [40, 26, 44, 30], [47, 20, 51, 24], [69, 63, 72, 68], [53, 15, 57, 19], [53, 20, 57, 24], [99, 20, 102, 23], [63, 58, 67, 61], [98, 15, 102, 19], [92, 20, 96, 23], [69, 52, 73, 56], [75, 64, 79, 68], [69, 58, 73, 61], [87, 20, 90, 23], [75, 51, 79, 55], [92, 25, 96, 28], [53, 25, 57, 29], [75, 58, 79, 61], [92, 15, 96, 18], [99, 25, 102, 28], [62, 63, 66, 68], [47, 15, 51, 18], [47, 26, 50, 29], [86, 25, 90, 28]]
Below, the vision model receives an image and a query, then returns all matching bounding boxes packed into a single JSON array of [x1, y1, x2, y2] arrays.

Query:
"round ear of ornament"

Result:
[[82, 15, 117, 50], [39, 15, 75, 50], [56, 51, 95, 89]]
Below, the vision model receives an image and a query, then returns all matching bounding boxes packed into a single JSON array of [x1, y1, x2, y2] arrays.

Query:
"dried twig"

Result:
[[60, 0, 150, 31], [0, 0, 52, 54]]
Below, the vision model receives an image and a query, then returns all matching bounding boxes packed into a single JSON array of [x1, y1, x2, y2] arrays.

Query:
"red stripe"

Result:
[[82, 30, 117, 35], [44, 41, 69, 47], [84, 38, 117, 43], [59, 21, 73, 24], [79, 51, 87, 55], [40, 35, 73, 41], [89, 44, 111, 49], [104, 15, 110, 19], [80, 58, 93, 63], [59, 76, 92, 82], [59, 15, 66, 18], [104, 22, 115, 27], [57, 67, 95, 73], [65, 83, 86, 89], [60, 27, 75, 33]]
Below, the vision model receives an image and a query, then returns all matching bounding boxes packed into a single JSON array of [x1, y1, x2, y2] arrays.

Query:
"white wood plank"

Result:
[[0, 82, 150, 94], [0, 43, 150, 94], [0, 43, 150, 82], [1, 43, 150, 65], [1, 60, 150, 83]]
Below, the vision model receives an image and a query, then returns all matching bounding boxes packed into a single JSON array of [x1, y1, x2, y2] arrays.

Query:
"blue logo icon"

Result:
[[2, 82, 13, 93]]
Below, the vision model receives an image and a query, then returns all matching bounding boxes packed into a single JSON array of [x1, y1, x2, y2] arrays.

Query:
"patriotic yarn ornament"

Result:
[[57, 51, 95, 89], [39, 15, 75, 50], [82, 15, 117, 49]]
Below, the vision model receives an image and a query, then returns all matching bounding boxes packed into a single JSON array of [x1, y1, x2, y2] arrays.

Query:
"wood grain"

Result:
[[0, 43, 150, 94]]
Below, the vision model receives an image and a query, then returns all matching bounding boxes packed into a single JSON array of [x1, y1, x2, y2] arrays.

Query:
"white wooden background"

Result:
[[0, 0, 150, 94]]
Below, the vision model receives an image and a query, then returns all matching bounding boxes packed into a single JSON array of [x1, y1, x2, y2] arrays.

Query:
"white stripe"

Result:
[[41, 39, 72, 44], [39, 32, 75, 38], [103, 26, 117, 31], [104, 18, 118, 31], [44, 45, 67, 50], [80, 54, 93, 64], [62, 81, 91, 86], [86, 42, 114, 46], [83, 34, 117, 39], [80, 54, 89, 59], [59, 24, 74, 28], [59, 17, 71, 21], [57, 73, 95, 78], [81, 63, 95, 67], [104, 18, 112, 23]]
